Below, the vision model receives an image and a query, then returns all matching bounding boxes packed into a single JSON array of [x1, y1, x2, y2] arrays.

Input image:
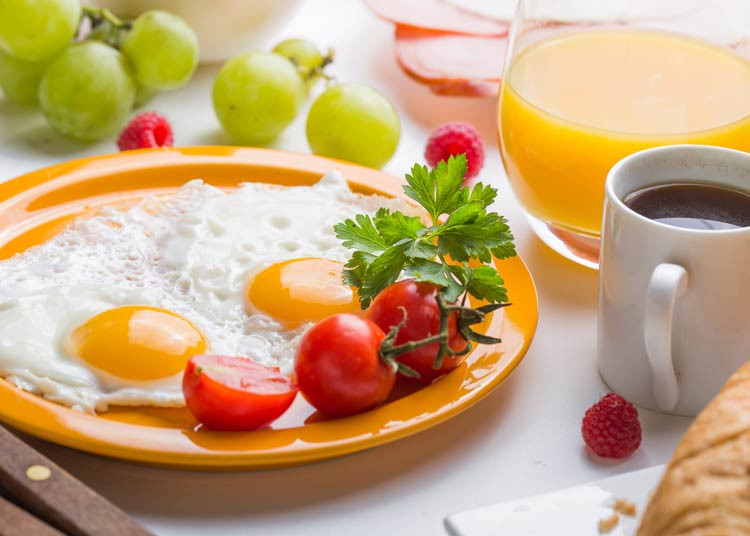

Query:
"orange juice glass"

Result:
[[498, 0, 750, 268]]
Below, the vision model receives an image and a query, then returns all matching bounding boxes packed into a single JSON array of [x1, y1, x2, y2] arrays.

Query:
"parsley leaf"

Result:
[[334, 214, 388, 254], [373, 208, 423, 244], [436, 210, 514, 263], [358, 244, 408, 308], [460, 182, 497, 208], [465, 265, 508, 303], [405, 259, 463, 302], [403, 155, 467, 223], [342, 251, 374, 289]]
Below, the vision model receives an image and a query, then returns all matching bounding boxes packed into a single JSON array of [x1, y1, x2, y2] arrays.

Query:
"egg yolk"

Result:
[[71, 306, 207, 381], [246, 258, 361, 327]]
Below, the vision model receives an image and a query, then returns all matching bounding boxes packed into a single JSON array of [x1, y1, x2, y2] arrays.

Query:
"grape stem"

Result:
[[82, 6, 127, 28], [290, 48, 336, 89], [80, 6, 131, 48]]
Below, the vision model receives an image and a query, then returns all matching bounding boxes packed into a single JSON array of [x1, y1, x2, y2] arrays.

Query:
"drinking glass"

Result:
[[498, 0, 750, 268]]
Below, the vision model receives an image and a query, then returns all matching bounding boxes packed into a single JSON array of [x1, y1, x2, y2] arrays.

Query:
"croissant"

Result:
[[637, 362, 750, 536]]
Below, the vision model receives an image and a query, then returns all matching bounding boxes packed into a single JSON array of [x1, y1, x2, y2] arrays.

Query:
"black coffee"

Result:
[[623, 183, 750, 231]]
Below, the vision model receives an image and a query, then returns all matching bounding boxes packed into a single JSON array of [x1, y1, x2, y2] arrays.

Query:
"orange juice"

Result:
[[499, 31, 750, 236]]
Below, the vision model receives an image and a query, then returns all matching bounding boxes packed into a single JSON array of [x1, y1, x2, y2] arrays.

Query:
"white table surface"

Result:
[[0, 1, 693, 534]]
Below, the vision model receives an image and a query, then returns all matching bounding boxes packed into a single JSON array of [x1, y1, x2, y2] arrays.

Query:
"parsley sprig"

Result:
[[335, 154, 515, 307], [333, 154, 517, 375]]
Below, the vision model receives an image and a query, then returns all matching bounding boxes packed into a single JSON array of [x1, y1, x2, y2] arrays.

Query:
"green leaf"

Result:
[[489, 216, 516, 259], [403, 155, 468, 223], [440, 201, 483, 227], [359, 244, 408, 307], [491, 240, 517, 260], [401, 237, 439, 260], [403, 163, 438, 221], [373, 208, 424, 244], [404, 259, 464, 302], [334, 214, 387, 254], [465, 265, 508, 303], [460, 182, 497, 209], [435, 211, 514, 263], [342, 251, 374, 293], [431, 155, 467, 218]]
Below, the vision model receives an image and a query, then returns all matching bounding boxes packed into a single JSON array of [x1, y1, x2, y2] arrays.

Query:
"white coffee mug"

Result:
[[598, 145, 750, 416]]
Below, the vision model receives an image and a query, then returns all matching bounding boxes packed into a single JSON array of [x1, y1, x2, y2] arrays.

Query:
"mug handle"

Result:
[[644, 263, 688, 412]]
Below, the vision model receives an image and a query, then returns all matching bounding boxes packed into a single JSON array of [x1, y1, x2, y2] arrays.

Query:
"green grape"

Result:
[[134, 82, 157, 107], [213, 51, 306, 145], [0, 0, 81, 61], [0, 48, 52, 105], [39, 41, 135, 141], [306, 83, 400, 169], [273, 38, 328, 90], [121, 10, 198, 90], [273, 39, 323, 71]]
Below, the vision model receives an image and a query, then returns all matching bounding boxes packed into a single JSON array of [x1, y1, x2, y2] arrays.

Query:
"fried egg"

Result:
[[0, 171, 416, 413]]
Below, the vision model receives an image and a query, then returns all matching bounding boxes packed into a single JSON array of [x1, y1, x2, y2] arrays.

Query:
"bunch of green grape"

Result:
[[213, 39, 401, 169], [0, 0, 198, 141]]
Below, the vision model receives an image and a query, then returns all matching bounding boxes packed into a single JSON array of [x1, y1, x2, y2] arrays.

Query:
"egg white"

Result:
[[0, 172, 416, 413]]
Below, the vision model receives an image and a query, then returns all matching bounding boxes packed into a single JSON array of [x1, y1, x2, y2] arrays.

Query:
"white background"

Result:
[[0, 1, 692, 534]]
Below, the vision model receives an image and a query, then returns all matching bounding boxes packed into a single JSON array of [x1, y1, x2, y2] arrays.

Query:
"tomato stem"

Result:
[[378, 295, 511, 378]]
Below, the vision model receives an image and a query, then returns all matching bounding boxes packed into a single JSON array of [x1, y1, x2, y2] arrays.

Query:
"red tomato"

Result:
[[182, 355, 298, 431], [367, 280, 467, 382], [294, 314, 395, 417]]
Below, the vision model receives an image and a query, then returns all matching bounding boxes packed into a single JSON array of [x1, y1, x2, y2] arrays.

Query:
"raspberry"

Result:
[[117, 112, 174, 151], [581, 393, 641, 459], [425, 122, 485, 179]]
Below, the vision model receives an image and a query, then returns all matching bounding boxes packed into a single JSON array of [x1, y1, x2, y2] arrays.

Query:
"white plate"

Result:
[[445, 465, 665, 536]]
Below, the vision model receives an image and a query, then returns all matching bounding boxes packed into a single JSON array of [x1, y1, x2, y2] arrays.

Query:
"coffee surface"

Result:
[[624, 183, 750, 230]]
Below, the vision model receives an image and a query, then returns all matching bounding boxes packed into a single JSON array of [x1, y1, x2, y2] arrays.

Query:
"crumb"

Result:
[[613, 498, 637, 517], [598, 513, 620, 534]]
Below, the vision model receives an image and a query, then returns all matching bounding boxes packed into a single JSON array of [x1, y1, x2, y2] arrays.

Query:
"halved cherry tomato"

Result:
[[294, 314, 395, 417], [367, 280, 468, 382], [182, 355, 298, 431]]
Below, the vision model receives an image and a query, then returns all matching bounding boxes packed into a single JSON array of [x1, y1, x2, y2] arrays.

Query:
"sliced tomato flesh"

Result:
[[182, 355, 298, 431]]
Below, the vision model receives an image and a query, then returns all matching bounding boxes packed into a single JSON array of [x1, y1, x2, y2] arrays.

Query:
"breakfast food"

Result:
[[212, 39, 333, 147], [272, 38, 333, 93], [637, 362, 750, 535], [597, 498, 637, 534], [0, 1, 197, 140], [120, 10, 198, 91], [211, 39, 400, 168], [306, 83, 401, 169], [182, 355, 298, 431], [598, 513, 619, 534], [39, 41, 136, 141], [295, 314, 394, 417], [367, 280, 470, 382], [213, 51, 307, 145], [291, 154, 515, 416], [117, 112, 174, 151], [582, 393, 642, 459], [0, 0, 81, 62], [0, 171, 414, 413], [364, 0, 507, 97], [425, 122, 485, 180]]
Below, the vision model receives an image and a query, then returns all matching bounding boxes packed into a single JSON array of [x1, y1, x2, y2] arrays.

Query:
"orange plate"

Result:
[[0, 147, 538, 470]]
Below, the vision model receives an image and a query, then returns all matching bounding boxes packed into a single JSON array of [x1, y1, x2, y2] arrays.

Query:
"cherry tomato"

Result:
[[294, 314, 395, 417], [182, 355, 298, 431], [367, 280, 467, 382]]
